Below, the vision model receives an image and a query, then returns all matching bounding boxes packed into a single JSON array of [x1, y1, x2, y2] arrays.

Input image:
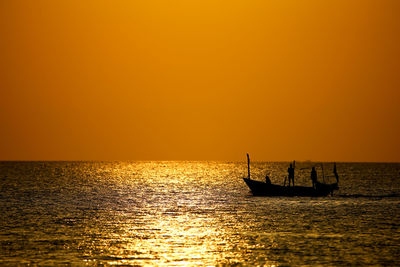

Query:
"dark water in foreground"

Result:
[[0, 161, 399, 265]]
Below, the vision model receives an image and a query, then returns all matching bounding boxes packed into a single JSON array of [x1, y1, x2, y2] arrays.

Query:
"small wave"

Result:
[[337, 193, 400, 198]]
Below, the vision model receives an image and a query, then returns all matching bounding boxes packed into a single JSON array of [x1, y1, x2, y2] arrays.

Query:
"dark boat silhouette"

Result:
[[243, 178, 338, 196], [243, 154, 339, 197]]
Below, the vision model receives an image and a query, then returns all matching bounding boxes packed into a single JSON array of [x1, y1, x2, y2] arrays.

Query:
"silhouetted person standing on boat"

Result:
[[311, 167, 317, 189], [265, 174, 271, 184], [288, 163, 295, 186]]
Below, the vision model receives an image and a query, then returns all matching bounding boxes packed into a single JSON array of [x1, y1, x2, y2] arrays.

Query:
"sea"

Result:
[[0, 161, 399, 266]]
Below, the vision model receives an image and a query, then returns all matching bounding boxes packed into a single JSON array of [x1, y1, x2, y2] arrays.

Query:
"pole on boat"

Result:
[[333, 162, 339, 183], [247, 153, 251, 179]]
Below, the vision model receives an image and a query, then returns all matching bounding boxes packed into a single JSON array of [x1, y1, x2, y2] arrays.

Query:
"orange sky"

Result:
[[0, 0, 399, 161]]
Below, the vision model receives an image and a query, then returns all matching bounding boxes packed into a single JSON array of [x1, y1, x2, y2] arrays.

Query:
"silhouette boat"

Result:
[[243, 154, 339, 197]]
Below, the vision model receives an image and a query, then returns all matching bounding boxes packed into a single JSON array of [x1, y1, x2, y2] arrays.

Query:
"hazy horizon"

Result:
[[1, 159, 399, 163]]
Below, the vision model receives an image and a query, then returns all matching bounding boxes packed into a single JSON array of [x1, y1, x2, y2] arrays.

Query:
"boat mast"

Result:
[[333, 162, 339, 183], [247, 153, 251, 179]]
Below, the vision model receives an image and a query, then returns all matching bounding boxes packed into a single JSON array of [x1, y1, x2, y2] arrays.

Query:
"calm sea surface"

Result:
[[0, 161, 399, 265]]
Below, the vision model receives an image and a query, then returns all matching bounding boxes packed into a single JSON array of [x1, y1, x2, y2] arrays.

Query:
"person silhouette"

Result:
[[265, 174, 271, 184], [311, 166, 317, 189], [288, 163, 295, 186]]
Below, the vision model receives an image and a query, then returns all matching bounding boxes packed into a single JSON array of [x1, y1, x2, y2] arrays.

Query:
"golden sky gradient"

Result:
[[1, 0, 399, 161]]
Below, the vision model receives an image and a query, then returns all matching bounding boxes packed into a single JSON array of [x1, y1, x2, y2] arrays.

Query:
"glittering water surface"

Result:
[[0, 162, 399, 265]]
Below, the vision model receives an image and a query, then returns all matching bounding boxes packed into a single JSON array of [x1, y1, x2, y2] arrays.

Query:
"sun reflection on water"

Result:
[[71, 161, 280, 265]]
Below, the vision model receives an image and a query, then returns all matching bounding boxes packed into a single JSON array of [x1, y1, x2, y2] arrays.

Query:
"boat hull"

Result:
[[243, 178, 338, 197]]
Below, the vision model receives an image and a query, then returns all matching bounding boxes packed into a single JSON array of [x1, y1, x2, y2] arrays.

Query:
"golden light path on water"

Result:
[[80, 162, 280, 265]]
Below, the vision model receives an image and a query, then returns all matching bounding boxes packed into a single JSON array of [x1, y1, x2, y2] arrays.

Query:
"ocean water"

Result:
[[0, 161, 399, 266]]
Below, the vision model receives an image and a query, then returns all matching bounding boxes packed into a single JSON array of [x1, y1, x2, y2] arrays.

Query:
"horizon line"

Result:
[[0, 159, 399, 163]]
